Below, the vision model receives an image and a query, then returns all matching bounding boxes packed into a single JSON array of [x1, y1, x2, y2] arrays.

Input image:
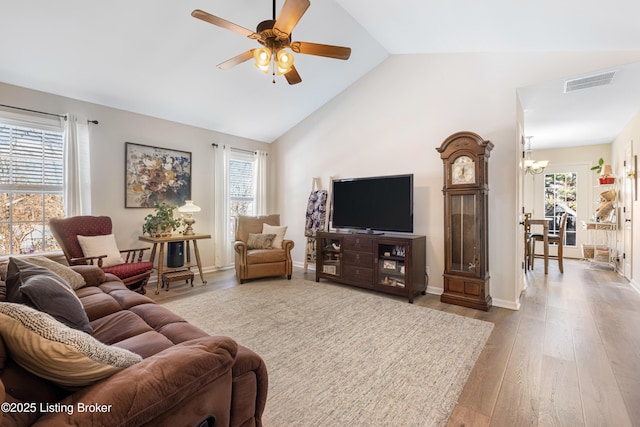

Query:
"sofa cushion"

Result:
[[5, 257, 92, 334], [246, 233, 276, 250], [70, 264, 107, 287], [0, 302, 142, 388], [90, 310, 155, 345], [262, 223, 288, 248], [77, 234, 124, 267]]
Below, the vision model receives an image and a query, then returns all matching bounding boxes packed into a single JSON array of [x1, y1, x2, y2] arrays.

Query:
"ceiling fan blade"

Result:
[[285, 66, 302, 85], [192, 9, 262, 40], [274, 0, 310, 38], [217, 50, 256, 70], [290, 41, 351, 60]]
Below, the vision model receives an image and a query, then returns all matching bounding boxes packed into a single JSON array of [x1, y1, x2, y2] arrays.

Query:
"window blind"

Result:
[[0, 123, 64, 190]]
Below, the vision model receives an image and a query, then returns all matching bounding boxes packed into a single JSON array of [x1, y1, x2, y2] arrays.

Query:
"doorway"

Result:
[[526, 162, 591, 259]]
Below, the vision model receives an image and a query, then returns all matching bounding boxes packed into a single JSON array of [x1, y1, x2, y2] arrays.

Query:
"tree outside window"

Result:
[[0, 123, 64, 254]]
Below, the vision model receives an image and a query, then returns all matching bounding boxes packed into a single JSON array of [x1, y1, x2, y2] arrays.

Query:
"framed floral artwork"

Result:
[[125, 142, 192, 208]]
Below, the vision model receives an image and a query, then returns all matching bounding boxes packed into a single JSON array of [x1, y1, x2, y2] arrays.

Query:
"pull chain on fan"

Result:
[[191, 0, 351, 85]]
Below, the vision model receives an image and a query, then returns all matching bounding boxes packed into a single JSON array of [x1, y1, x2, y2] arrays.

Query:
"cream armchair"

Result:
[[234, 214, 294, 283]]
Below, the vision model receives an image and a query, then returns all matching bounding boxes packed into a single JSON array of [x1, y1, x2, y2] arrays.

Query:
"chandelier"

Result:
[[523, 136, 549, 175]]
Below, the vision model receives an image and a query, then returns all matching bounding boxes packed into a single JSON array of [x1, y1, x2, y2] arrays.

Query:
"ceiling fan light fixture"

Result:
[[253, 47, 272, 73], [276, 49, 294, 75]]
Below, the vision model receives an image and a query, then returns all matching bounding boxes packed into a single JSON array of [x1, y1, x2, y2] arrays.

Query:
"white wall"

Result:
[[612, 111, 640, 289], [272, 51, 640, 309], [0, 82, 272, 270]]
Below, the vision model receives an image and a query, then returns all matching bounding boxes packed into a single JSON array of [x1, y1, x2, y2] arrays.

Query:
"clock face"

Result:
[[451, 156, 475, 185]]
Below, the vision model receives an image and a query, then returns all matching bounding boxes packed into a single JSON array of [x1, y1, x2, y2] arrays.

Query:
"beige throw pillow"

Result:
[[77, 234, 124, 268], [262, 224, 288, 248], [0, 302, 141, 388], [20, 256, 86, 290]]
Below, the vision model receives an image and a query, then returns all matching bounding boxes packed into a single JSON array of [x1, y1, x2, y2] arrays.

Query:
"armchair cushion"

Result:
[[246, 248, 288, 264], [77, 234, 124, 267], [262, 223, 288, 248], [0, 302, 141, 388], [103, 262, 154, 279], [246, 233, 276, 250], [5, 258, 92, 334]]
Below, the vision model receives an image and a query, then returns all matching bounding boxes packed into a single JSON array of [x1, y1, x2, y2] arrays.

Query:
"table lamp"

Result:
[[178, 200, 201, 235]]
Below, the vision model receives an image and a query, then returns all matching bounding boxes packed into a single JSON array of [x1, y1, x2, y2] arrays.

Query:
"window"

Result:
[[228, 151, 255, 239], [0, 121, 64, 254], [544, 172, 577, 246]]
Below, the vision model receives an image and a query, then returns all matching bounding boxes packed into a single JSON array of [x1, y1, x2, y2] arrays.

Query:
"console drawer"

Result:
[[343, 236, 374, 252], [343, 251, 373, 267], [343, 265, 373, 283]]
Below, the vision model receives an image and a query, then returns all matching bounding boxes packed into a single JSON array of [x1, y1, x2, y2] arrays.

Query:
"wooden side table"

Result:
[[139, 234, 211, 294]]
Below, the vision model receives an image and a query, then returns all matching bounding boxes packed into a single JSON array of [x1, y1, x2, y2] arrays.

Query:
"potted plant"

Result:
[[142, 203, 183, 237], [591, 158, 615, 184], [590, 157, 605, 175]]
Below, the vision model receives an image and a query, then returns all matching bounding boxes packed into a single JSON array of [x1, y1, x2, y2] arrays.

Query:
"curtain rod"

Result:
[[212, 143, 266, 155], [0, 104, 99, 124]]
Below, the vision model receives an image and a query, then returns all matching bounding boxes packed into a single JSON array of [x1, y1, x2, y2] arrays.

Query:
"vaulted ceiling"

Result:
[[2, 0, 640, 145]]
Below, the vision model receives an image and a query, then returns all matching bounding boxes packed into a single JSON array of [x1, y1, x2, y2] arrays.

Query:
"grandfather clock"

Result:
[[436, 131, 493, 311]]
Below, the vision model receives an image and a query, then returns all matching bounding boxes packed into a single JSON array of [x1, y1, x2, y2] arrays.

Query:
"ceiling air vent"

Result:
[[564, 71, 617, 93]]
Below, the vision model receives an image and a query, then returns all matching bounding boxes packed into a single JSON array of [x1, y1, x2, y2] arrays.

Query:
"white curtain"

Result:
[[63, 114, 92, 216], [254, 150, 268, 215], [213, 145, 232, 268]]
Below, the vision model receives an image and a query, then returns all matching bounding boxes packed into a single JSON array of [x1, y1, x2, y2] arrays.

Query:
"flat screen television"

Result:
[[331, 174, 413, 234]]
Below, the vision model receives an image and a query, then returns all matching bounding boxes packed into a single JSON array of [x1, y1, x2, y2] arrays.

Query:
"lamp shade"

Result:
[[276, 49, 294, 75], [253, 48, 272, 74], [601, 165, 613, 176], [178, 200, 201, 214]]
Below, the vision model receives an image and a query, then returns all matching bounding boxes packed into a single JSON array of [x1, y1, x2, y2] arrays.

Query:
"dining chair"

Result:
[[530, 213, 568, 273]]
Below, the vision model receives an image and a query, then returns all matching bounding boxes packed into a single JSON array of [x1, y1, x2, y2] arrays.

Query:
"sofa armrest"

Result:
[[69, 265, 107, 287], [33, 337, 238, 427]]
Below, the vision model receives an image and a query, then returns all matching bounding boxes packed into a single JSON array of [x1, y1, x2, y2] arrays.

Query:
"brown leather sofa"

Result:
[[234, 215, 294, 284], [0, 258, 267, 427]]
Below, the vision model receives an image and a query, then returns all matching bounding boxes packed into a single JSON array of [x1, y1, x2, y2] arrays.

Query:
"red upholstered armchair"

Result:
[[49, 216, 153, 294]]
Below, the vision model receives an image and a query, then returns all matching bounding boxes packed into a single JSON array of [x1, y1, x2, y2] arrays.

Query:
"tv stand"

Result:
[[358, 228, 384, 235], [316, 231, 426, 303]]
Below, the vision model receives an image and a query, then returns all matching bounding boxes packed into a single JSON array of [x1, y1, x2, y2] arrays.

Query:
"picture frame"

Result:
[[383, 260, 397, 270], [125, 142, 192, 208]]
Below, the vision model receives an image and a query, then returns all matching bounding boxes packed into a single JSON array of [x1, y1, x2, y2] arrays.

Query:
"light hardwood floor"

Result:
[[148, 259, 640, 427]]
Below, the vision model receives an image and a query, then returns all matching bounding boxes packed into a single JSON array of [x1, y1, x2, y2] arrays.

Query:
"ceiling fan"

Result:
[[191, 0, 351, 85]]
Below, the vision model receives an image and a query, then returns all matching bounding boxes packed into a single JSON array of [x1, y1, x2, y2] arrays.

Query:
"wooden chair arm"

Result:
[[70, 255, 106, 268], [119, 247, 151, 263]]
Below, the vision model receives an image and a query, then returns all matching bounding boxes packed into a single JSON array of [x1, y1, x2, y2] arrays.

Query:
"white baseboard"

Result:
[[426, 286, 443, 296], [492, 297, 521, 310], [427, 286, 520, 310]]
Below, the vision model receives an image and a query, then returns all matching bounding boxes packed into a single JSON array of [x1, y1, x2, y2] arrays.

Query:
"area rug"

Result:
[[162, 278, 494, 427]]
